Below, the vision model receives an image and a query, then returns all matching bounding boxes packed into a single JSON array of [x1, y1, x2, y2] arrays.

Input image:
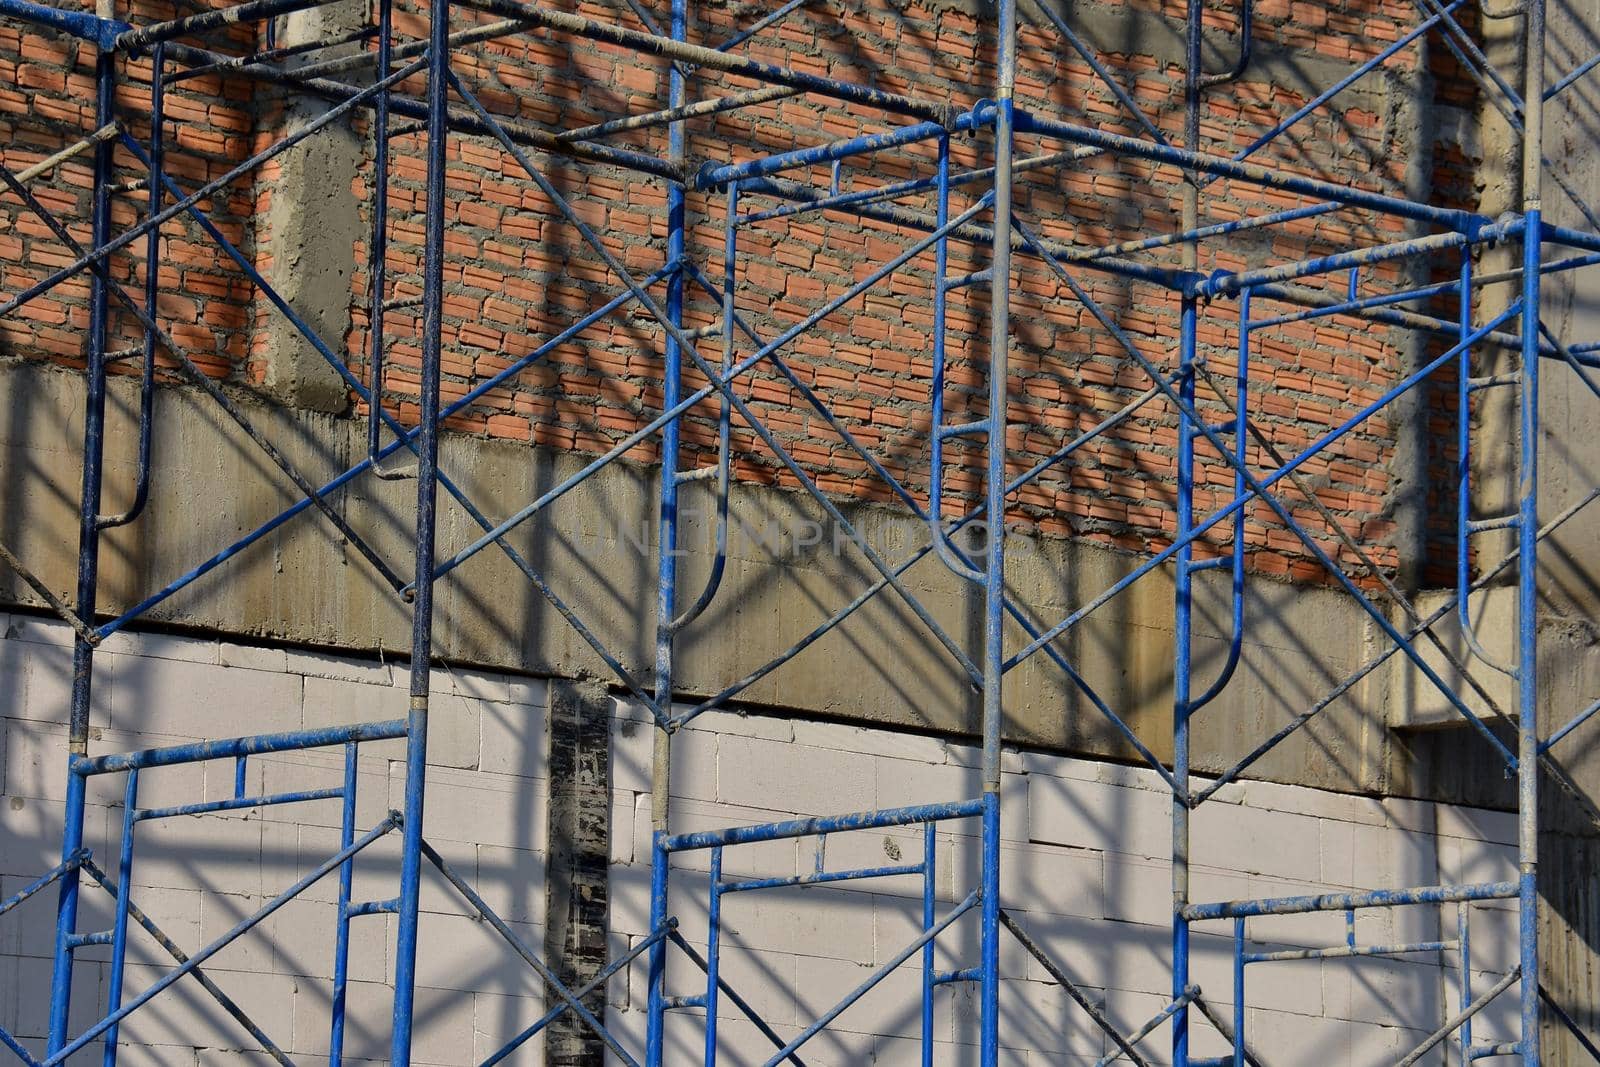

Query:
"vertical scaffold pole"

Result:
[[1172, 2, 1204, 1063], [329, 742, 359, 1064], [391, 0, 450, 1058], [366, 0, 393, 467], [646, 1, 689, 1061], [981, 1, 1017, 1064], [1517, 0, 1544, 1055], [48, 23, 116, 1052]]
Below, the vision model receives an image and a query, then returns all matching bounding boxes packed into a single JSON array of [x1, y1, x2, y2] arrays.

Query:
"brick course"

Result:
[[0, 0, 1485, 587]]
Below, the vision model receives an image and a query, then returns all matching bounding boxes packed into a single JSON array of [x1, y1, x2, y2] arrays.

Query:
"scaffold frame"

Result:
[[0, 0, 1598, 1061]]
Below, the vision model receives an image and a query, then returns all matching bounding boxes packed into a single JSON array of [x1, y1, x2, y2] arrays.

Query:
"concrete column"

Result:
[[544, 679, 612, 1066], [257, 0, 365, 413]]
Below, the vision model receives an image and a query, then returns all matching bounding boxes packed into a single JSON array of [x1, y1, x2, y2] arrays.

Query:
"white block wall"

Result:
[[0, 615, 1519, 1065]]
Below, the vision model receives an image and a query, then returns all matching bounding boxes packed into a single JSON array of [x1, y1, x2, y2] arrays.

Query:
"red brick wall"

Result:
[[0, 0, 1485, 587], [0, 0, 259, 380]]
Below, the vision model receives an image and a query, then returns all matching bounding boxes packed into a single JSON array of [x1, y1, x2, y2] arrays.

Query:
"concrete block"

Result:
[[721, 882, 876, 963], [610, 715, 653, 795], [717, 734, 873, 815], [605, 930, 633, 1012], [421, 664, 517, 704], [503, 677, 546, 711], [257, 819, 302, 899], [0, 636, 101, 728], [610, 790, 635, 866], [0, 792, 106, 880], [1232, 776, 1394, 828], [478, 699, 547, 781], [792, 822, 934, 901], [304, 675, 479, 770], [942, 740, 1025, 775], [636, 795, 800, 881], [793, 952, 924, 1040], [117, 961, 295, 1054], [108, 652, 302, 740], [692, 709, 794, 744], [1435, 804, 1517, 846], [873, 889, 1029, 982], [1018, 907, 1169, 998], [667, 724, 719, 803], [1191, 799, 1322, 881], [218, 642, 289, 673], [96, 629, 217, 665], [472, 989, 546, 1065], [1007, 975, 1107, 1056], [1453, 966, 1519, 1043], [253, 747, 391, 830], [703, 944, 801, 1030], [1380, 796, 1439, 835], [1, 952, 101, 1042], [1351, 821, 1441, 890], [266, 895, 387, 984], [387, 764, 543, 852], [1460, 903, 1517, 973], [399, 909, 543, 999], [871, 755, 973, 812], [1, 616, 74, 649], [474, 844, 546, 927], [1237, 954, 1323, 1018], [1189, 864, 1254, 918], [292, 824, 406, 908], [1436, 834, 1517, 887], [602, 1007, 649, 1067], [282, 649, 395, 687], [1331, 953, 1446, 1030], [1350, 1023, 1441, 1067], [1028, 772, 1167, 858], [130, 812, 265, 897], [1319, 817, 1356, 887], [1103, 852, 1173, 928], [614, 709, 718, 802], [944, 982, 1045, 1064], [711, 1014, 814, 1065], [114, 1041, 200, 1066], [989, 839, 1103, 920], [790, 719, 942, 763], [346, 833, 477, 920], [198, 892, 275, 975], [609, 863, 653, 940], [289, 975, 391, 1058], [1240, 875, 1349, 948]]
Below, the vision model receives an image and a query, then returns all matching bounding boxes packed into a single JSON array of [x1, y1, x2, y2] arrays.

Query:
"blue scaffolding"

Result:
[[0, 0, 1597, 1061]]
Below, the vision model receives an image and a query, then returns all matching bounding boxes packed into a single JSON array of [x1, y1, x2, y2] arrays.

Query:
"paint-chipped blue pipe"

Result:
[[0, 0, 128, 46], [697, 109, 984, 188], [704, 849, 722, 1064], [100, 771, 139, 1067], [1192, 224, 1509, 299], [1013, 109, 1488, 231], [1184, 880, 1517, 921], [663, 800, 983, 852], [719, 863, 926, 893], [131, 787, 346, 822], [330, 743, 359, 1066], [73, 720, 408, 776], [1242, 938, 1454, 963]]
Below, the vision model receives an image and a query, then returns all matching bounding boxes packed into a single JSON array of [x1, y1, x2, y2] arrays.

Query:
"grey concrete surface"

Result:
[[0, 359, 1558, 809]]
